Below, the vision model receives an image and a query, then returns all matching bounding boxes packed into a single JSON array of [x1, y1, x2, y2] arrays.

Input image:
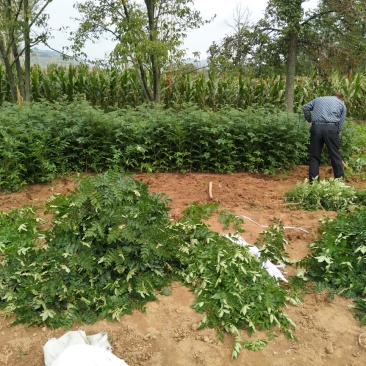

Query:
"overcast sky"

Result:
[[41, 0, 319, 60]]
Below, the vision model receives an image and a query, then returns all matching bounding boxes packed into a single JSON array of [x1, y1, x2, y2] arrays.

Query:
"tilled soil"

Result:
[[0, 165, 365, 366]]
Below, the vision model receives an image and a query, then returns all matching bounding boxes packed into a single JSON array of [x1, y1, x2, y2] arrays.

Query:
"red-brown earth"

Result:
[[0, 165, 365, 366]]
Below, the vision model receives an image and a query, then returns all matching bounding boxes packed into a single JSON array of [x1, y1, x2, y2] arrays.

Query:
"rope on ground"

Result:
[[236, 215, 309, 233]]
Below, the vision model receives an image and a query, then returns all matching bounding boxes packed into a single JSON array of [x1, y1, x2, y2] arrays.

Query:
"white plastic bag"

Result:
[[51, 344, 128, 366], [43, 330, 128, 366], [223, 234, 288, 283]]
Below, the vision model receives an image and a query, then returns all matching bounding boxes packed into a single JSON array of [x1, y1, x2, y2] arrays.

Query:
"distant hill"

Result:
[[28, 48, 79, 67], [27, 48, 207, 69], [185, 58, 208, 68]]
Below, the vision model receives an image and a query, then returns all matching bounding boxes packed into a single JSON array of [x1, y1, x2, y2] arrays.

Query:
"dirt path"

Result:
[[0, 166, 365, 366]]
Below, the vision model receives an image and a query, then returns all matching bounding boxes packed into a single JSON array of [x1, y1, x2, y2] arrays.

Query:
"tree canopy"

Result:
[[207, 0, 366, 112], [70, 0, 211, 103], [0, 0, 52, 102]]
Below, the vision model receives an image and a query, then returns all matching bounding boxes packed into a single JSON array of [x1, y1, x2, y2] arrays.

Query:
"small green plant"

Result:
[[284, 178, 365, 211], [177, 220, 296, 359], [182, 201, 220, 221], [297, 206, 366, 324], [254, 219, 290, 266], [242, 339, 268, 351], [218, 209, 244, 232]]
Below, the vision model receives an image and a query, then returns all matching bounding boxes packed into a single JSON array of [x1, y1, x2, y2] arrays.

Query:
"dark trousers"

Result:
[[309, 124, 344, 182]]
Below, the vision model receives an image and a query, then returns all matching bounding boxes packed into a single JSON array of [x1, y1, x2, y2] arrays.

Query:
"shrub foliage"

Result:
[[0, 100, 316, 192], [0, 170, 295, 358], [298, 207, 366, 325], [284, 178, 366, 211]]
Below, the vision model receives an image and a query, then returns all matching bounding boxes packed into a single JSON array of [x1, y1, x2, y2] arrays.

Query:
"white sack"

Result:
[[51, 344, 128, 366], [43, 330, 128, 366]]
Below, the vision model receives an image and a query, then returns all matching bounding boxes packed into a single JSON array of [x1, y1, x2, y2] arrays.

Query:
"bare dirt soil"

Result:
[[0, 166, 365, 366]]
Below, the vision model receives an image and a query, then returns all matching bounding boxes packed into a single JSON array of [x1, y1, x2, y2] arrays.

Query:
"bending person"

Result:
[[303, 92, 347, 182]]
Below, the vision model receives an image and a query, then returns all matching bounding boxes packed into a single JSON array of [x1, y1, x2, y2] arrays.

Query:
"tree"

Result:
[[0, 0, 53, 102], [207, 1, 305, 109], [0, 0, 21, 102], [71, 0, 210, 103], [301, 0, 366, 77], [259, 0, 304, 113], [207, 6, 255, 74], [205, 0, 366, 112], [256, 0, 366, 112], [207, 5, 288, 77]]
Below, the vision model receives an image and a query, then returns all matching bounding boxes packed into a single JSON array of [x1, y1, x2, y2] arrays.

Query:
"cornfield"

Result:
[[1, 64, 365, 119]]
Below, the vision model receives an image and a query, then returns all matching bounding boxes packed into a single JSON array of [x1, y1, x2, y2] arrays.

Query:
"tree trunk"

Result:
[[24, 0, 31, 102], [151, 58, 161, 103], [284, 30, 298, 113], [0, 37, 18, 102], [145, 0, 161, 103], [12, 43, 25, 102], [138, 62, 153, 102]]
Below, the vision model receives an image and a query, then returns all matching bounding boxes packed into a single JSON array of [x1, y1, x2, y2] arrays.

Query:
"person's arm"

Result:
[[303, 100, 314, 123], [339, 105, 347, 130]]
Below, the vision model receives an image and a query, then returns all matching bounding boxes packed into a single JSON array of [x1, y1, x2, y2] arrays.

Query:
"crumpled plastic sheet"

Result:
[[43, 330, 129, 366], [223, 233, 288, 283]]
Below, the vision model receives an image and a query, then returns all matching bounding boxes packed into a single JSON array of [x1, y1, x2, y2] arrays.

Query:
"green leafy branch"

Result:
[[0, 170, 296, 358]]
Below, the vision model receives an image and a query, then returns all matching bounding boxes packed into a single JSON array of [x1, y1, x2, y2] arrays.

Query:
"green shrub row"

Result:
[[0, 99, 359, 192], [0, 99, 313, 192]]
